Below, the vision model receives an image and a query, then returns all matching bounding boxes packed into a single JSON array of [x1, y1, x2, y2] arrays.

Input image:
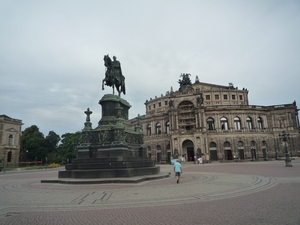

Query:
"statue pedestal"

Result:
[[57, 94, 165, 181]]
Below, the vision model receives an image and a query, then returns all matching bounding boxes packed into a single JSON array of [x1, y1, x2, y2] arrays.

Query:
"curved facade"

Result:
[[131, 74, 300, 162]]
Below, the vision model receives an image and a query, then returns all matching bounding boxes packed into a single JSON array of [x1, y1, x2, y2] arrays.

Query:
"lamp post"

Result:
[[274, 143, 278, 160], [278, 130, 292, 167], [2, 157, 7, 173], [251, 146, 255, 161], [265, 147, 268, 161], [222, 147, 225, 161]]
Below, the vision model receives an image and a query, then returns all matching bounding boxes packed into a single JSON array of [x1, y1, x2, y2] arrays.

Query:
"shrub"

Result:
[[48, 163, 60, 168]]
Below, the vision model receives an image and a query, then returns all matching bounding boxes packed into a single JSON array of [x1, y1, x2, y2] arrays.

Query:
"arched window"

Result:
[[8, 134, 13, 146], [257, 117, 263, 129], [209, 142, 217, 147], [156, 123, 161, 134], [166, 143, 170, 150], [147, 124, 151, 135], [237, 141, 243, 147], [165, 121, 170, 134], [220, 117, 229, 130], [207, 117, 215, 130], [234, 117, 241, 130], [224, 141, 231, 148], [246, 117, 253, 129], [156, 145, 161, 150], [178, 101, 195, 130]]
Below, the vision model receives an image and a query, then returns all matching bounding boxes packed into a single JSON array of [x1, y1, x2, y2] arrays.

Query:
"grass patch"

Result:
[[1, 167, 16, 171], [24, 166, 45, 170]]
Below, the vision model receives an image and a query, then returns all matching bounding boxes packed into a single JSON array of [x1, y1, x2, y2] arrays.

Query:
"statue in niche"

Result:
[[197, 93, 204, 106]]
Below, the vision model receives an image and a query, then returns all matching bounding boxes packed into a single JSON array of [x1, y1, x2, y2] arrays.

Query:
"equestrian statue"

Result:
[[102, 55, 126, 97]]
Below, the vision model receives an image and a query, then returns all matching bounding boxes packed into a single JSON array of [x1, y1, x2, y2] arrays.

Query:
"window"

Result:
[[165, 101, 168, 106], [257, 117, 263, 129], [207, 118, 215, 130], [206, 95, 210, 100], [209, 142, 217, 147], [232, 95, 236, 100], [166, 121, 170, 134], [166, 143, 170, 150], [7, 151, 12, 162], [239, 95, 243, 100], [246, 117, 253, 129], [156, 122, 161, 134], [220, 117, 229, 130], [147, 124, 151, 135], [215, 95, 219, 100], [234, 117, 241, 130], [8, 134, 13, 146], [148, 106, 151, 110], [223, 94, 228, 100], [153, 104, 156, 108], [178, 101, 195, 131], [237, 141, 243, 148], [158, 102, 161, 107], [224, 141, 231, 148]]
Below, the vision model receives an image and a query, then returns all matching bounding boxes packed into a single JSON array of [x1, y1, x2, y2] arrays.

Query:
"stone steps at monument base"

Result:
[[65, 161, 155, 170], [58, 166, 160, 179], [73, 157, 152, 163]]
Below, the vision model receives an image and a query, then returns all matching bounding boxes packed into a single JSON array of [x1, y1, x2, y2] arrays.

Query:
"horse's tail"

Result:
[[121, 76, 126, 95]]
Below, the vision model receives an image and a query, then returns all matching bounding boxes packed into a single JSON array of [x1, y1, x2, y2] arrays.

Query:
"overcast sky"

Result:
[[1, 0, 300, 137]]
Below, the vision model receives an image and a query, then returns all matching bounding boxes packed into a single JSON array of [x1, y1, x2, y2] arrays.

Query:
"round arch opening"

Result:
[[182, 139, 194, 162]]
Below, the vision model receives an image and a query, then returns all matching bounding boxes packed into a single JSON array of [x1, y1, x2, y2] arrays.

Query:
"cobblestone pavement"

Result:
[[0, 159, 300, 225]]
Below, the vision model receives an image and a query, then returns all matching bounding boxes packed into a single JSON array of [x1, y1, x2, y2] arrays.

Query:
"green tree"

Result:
[[21, 125, 45, 161], [57, 131, 81, 164], [44, 131, 60, 153]]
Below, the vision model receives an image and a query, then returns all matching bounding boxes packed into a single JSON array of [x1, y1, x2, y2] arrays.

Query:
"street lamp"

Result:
[[237, 145, 240, 161], [274, 143, 278, 160], [278, 130, 292, 167], [2, 157, 7, 173], [251, 146, 255, 161], [265, 147, 268, 161]]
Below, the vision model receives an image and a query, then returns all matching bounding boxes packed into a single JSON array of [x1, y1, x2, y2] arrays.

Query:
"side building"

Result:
[[131, 74, 300, 163], [0, 115, 23, 167]]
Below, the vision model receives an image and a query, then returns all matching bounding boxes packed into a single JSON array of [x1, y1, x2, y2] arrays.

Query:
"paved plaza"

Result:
[[1, 159, 300, 225]]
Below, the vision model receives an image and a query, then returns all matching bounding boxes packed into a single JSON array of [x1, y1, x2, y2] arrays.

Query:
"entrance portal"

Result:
[[182, 139, 194, 161], [210, 150, 218, 161], [157, 152, 161, 162], [238, 149, 245, 160], [224, 150, 233, 160], [167, 152, 171, 162], [187, 147, 194, 161]]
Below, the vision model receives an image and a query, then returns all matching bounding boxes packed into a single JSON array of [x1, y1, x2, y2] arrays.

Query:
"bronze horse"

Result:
[[102, 55, 126, 97]]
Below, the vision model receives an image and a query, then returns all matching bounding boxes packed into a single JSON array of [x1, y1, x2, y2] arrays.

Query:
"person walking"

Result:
[[173, 159, 182, 183]]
